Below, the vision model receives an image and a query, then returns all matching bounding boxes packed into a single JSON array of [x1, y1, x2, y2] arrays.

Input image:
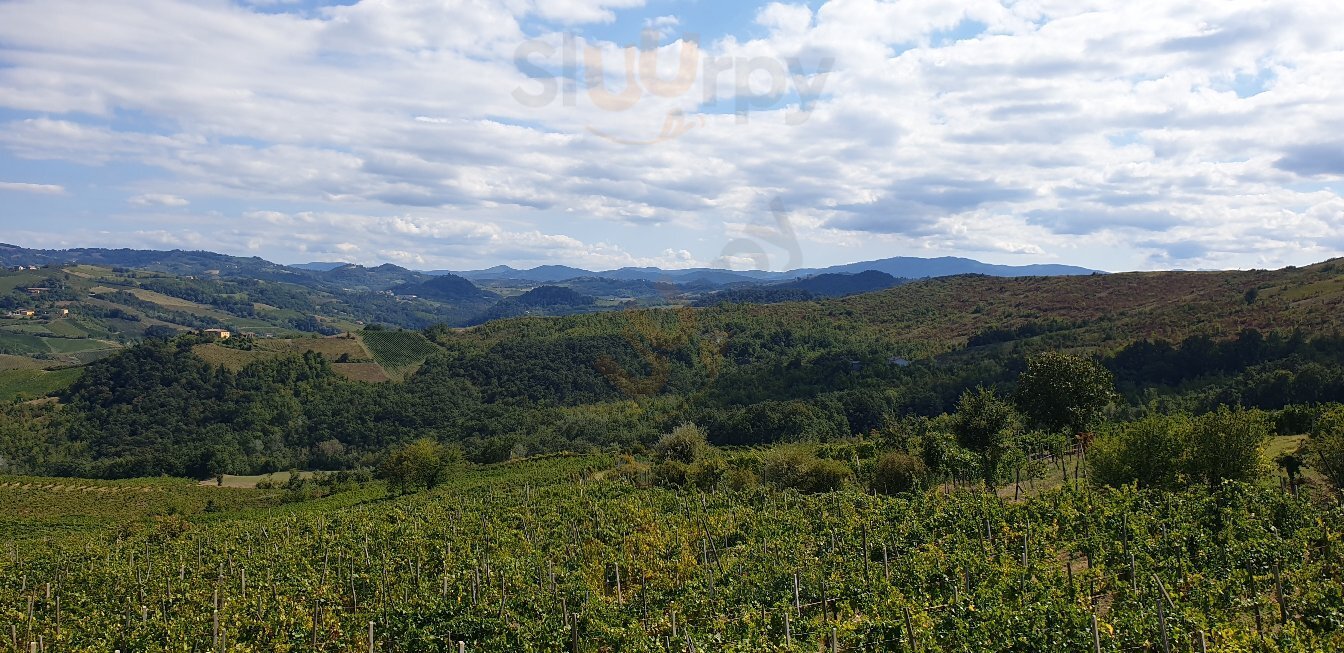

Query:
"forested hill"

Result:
[[2, 258, 1343, 478]]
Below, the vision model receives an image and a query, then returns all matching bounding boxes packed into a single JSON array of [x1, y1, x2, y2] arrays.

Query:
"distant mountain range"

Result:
[[445, 256, 1100, 284], [0, 243, 1102, 289]]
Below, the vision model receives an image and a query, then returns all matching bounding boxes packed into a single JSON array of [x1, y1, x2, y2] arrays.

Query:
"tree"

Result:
[[1308, 405, 1344, 491], [1088, 414, 1190, 489], [950, 386, 1023, 488], [1014, 352, 1116, 435], [377, 438, 461, 494], [1185, 407, 1269, 487]]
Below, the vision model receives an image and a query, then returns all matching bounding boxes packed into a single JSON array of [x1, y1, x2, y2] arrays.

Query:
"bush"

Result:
[[688, 456, 729, 490], [1089, 414, 1190, 489], [722, 466, 759, 492], [872, 452, 927, 495], [1309, 405, 1344, 490], [654, 423, 708, 465], [1185, 407, 1270, 487], [761, 447, 853, 493], [652, 460, 689, 488], [918, 431, 980, 483], [803, 458, 853, 493], [613, 454, 651, 487]]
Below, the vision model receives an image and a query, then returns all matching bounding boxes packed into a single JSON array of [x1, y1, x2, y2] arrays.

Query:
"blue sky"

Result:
[[1, 0, 1342, 272]]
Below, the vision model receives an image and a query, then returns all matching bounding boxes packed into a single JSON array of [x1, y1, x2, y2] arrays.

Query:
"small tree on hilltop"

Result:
[[950, 386, 1023, 488], [1014, 352, 1116, 436]]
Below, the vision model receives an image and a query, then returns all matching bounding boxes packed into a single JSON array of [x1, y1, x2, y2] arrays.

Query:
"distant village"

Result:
[[3, 265, 69, 320]]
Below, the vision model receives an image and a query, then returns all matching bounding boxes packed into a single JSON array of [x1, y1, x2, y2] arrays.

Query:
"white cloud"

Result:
[[0, 181, 65, 195], [128, 193, 189, 207], [0, 0, 1341, 271]]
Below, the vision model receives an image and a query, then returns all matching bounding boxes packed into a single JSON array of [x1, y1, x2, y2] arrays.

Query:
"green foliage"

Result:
[[1014, 352, 1116, 434], [950, 386, 1023, 487], [4, 455, 1344, 650], [376, 438, 462, 494], [1185, 406, 1271, 487], [917, 431, 981, 484], [1089, 414, 1191, 489], [760, 446, 853, 493], [1309, 405, 1344, 490], [871, 451, 926, 494], [653, 423, 708, 464]]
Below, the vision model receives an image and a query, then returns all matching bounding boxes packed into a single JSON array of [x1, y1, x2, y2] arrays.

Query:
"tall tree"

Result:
[[1014, 352, 1116, 435], [950, 386, 1023, 488]]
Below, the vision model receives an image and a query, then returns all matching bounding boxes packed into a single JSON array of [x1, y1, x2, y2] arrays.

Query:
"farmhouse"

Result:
[[25, 287, 50, 296], [203, 328, 232, 340], [7, 309, 36, 319]]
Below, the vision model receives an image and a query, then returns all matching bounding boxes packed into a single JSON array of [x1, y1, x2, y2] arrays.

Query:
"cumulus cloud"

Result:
[[0, 0, 1341, 271]]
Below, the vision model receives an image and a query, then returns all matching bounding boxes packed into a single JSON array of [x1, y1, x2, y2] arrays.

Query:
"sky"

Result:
[[1, 0, 1342, 273]]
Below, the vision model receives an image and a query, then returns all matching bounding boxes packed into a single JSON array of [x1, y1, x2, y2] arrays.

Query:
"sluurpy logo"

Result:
[[513, 30, 833, 145]]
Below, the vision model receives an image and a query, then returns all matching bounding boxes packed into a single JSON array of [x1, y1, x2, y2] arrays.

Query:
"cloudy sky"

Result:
[[1, 0, 1342, 272]]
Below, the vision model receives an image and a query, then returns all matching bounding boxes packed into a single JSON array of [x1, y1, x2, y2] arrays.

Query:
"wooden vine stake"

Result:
[[904, 606, 917, 653], [1090, 613, 1101, 653], [1273, 560, 1288, 625]]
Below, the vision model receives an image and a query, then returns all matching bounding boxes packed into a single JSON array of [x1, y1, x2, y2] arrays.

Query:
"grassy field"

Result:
[[332, 362, 392, 382], [194, 336, 385, 380], [0, 353, 51, 370], [0, 367, 83, 401]]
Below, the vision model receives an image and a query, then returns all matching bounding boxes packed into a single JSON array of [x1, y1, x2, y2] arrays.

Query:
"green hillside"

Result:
[[1, 258, 1342, 479]]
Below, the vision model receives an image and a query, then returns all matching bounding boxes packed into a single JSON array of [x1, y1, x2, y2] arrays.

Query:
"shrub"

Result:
[[761, 447, 853, 494], [722, 467, 759, 492], [654, 423, 708, 465], [1088, 414, 1190, 489], [652, 460, 689, 488], [872, 452, 927, 495], [1309, 405, 1344, 490], [951, 387, 1023, 487], [688, 456, 729, 490], [1185, 407, 1270, 487], [613, 454, 651, 487], [918, 431, 980, 483], [803, 458, 853, 493]]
